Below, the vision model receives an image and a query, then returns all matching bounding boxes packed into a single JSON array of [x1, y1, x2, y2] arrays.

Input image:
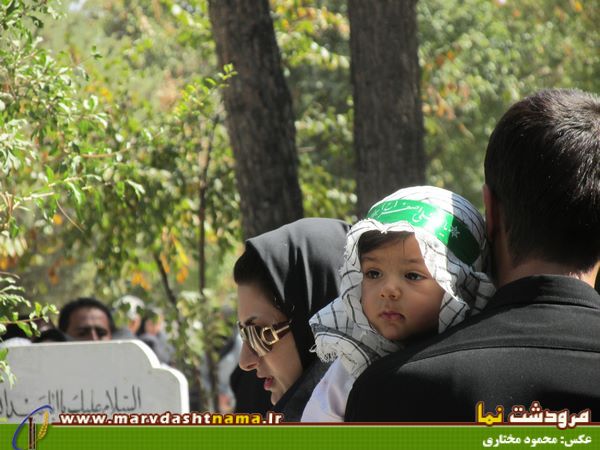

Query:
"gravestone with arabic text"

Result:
[[0, 340, 189, 423]]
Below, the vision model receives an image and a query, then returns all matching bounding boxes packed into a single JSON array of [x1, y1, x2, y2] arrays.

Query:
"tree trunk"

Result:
[[349, 0, 425, 216], [208, 0, 303, 239]]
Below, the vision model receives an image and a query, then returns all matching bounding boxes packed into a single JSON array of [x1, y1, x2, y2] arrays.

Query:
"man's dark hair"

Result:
[[484, 88, 600, 270], [58, 297, 116, 333]]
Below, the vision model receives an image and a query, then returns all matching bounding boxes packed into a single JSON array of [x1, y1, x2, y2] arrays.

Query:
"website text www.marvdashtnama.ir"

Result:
[[57, 411, 284, 425]]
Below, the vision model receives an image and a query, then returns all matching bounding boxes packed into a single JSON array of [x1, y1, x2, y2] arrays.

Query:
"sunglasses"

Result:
[[237, 320, 291, 357]]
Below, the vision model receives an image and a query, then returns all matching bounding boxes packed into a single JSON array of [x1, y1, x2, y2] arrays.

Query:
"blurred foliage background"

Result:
[[1, 0, 598, 407]]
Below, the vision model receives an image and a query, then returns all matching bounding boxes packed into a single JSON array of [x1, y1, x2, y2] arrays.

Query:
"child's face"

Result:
[[360, 234, 444, 341]]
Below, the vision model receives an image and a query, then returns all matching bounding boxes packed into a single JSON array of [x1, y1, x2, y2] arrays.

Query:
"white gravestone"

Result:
[[0, 340, 189, 423]]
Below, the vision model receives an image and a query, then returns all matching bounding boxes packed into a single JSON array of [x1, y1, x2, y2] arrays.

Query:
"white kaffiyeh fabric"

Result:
[[310, 186, 495, 379]]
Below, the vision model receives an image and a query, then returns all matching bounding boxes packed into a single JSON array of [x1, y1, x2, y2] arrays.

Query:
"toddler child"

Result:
[[301, 186, 494, 422]]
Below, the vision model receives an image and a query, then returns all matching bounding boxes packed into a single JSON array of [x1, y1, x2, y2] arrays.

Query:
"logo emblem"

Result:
[[11, 404, 53, 450]]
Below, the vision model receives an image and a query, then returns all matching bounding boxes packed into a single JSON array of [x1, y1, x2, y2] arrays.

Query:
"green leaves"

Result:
[[0, 274, 58, 374], [65, 181, 84, 206], [125, 180, 146, 199], [0, 353, 16, 386], [418, 0, 599, 207], [0, 0, 135, 382]]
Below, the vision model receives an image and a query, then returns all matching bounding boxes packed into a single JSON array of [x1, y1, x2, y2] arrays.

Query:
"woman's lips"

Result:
[[263, 377, 274, 390]]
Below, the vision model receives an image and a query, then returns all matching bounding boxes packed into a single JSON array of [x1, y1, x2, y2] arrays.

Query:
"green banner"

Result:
[[2, 423, 598, 450]]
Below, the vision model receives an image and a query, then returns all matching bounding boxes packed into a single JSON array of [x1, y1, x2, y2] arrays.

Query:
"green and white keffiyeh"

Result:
[[310, 186, 495, 379]]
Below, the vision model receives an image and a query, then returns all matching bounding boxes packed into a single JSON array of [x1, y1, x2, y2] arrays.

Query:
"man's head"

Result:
[[58, 297, 115, 341], [484, 89, 600, 284]]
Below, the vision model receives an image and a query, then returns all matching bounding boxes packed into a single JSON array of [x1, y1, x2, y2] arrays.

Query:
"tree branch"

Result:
[[153, 253, 177, 307]]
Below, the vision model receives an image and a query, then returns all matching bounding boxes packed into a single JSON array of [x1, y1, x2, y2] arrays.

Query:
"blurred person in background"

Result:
[[58, 297, 115, 341]]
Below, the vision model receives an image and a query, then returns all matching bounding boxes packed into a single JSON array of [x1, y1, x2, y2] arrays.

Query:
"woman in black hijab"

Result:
[[233, 218, 349, 421]]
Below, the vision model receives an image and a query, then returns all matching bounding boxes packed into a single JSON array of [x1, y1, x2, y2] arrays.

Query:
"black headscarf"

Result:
[[245, 217, 350, 369]]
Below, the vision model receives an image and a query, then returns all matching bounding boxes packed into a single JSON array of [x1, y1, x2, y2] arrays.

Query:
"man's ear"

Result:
[[483, 184, 498, 242]]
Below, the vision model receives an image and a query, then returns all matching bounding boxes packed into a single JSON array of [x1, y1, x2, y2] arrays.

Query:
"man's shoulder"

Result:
[[344, 279, 600, 422], [359, 285, 600, 374]]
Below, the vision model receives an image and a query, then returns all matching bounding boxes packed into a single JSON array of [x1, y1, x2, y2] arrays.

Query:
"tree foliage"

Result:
[[1, 0, 121, 382], [272, 1, 356, 220], [1, 0, 238, 407], [273, 0, 599, 210], [35, 0, 243, 410], [419, 0, 599, 207]]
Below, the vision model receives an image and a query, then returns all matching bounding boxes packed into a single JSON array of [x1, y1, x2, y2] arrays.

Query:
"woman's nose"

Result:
[[239, 342, 259, 371]]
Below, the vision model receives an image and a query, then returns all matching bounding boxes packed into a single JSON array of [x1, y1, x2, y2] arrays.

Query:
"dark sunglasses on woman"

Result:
[[237, 320, 291, 357]]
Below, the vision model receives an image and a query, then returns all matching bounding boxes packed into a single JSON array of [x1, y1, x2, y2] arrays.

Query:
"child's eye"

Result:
[[405, 272, 425, 281], [364, 269, 382, 279]]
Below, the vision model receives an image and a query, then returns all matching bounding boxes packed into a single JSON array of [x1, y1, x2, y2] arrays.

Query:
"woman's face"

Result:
[[237, 283, 303, 405]]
